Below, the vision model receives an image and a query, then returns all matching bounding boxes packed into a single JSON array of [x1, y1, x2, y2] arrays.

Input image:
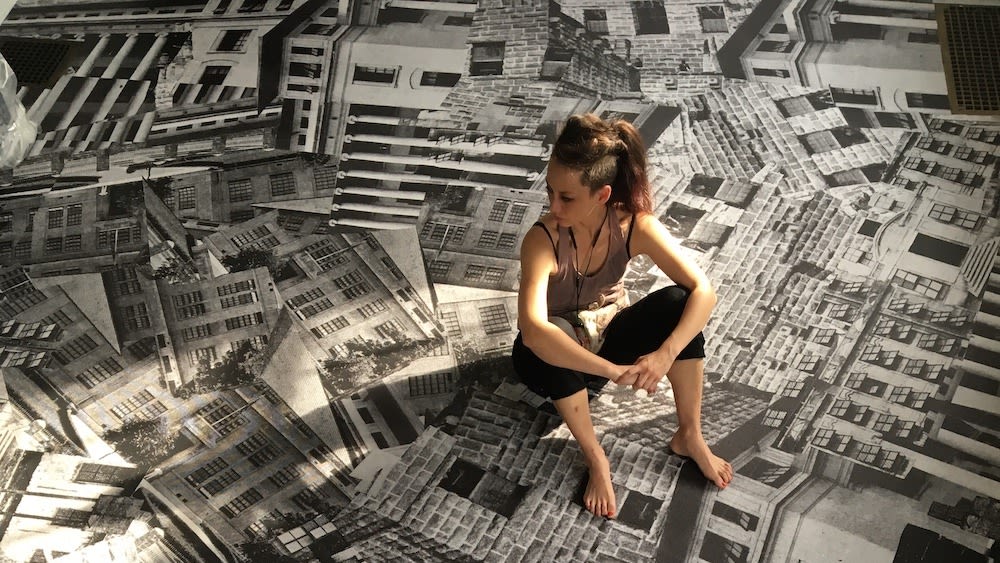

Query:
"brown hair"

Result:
[[551, 113, 652, 214]]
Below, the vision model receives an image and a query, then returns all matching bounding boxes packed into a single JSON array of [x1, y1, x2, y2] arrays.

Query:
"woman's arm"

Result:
[[517, 225, 628, 382], [629, 212, 717, 361]]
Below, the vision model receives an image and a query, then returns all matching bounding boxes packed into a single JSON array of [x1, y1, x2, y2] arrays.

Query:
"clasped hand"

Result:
[[613, 349, 674, 394]]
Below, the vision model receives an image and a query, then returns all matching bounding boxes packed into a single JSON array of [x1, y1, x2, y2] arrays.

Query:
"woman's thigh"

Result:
[[511, 332, 607, 400], [597, 285, 706, 365]]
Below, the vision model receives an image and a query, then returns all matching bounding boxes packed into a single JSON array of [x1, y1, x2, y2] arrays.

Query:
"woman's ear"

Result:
[[600, 185, 612, 204]]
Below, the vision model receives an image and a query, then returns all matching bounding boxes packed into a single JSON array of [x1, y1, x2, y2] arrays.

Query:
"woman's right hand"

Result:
[[611, 364, 639, 386]]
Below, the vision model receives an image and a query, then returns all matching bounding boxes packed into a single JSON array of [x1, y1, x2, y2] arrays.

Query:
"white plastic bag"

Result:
[[0, 53, 39, 168]]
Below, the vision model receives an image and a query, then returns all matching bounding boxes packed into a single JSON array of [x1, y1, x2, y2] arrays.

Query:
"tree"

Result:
[[221, 248, 276, 274], [178, 341, 266, 395], [239, 540, 298, 563], [103, 417, 176, 465], [152, 256, 199, 283]]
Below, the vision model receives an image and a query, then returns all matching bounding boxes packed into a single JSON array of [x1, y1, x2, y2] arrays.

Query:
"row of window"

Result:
[[437, 305, 511, 337], [428, 260, 507, 286], [43, 205, 83, 229]]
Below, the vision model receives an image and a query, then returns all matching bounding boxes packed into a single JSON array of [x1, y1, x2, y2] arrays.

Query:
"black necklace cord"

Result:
[[568, 205, 610, 313]]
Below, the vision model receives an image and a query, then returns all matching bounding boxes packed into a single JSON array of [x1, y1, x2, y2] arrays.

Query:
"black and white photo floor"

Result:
[[0, 1, 997, 562]]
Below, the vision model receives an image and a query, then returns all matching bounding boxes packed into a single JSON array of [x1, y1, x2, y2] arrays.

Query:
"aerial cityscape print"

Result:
[[0, 0, 997, 561]]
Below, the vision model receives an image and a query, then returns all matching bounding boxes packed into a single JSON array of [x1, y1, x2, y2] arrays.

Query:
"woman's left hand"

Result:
[[631, 349, 675, 394]]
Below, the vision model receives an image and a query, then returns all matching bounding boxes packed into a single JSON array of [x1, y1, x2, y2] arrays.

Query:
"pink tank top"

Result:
[[536, 210, 635, 316]]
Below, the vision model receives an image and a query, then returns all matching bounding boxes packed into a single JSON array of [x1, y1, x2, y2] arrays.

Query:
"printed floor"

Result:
[[0, 1, 998, 562]]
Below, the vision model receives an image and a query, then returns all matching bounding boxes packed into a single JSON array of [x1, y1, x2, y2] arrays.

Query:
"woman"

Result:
[[512, 113, 733, 519]]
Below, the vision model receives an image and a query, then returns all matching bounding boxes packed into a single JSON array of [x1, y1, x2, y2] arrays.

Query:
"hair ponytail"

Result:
[[551, 113, 652, 215], [610, 120, 652, 214]]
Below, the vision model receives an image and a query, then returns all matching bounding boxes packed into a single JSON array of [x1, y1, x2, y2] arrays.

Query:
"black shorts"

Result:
[[511, 285, 707, 400]]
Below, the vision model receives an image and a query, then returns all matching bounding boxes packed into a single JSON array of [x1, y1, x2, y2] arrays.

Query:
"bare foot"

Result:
[[669, 431, 733, 489], [583, 457, 617, 518]]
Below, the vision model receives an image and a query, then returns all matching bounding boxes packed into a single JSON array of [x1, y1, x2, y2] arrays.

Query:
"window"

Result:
[[929, 204, 980, 230], [237, 0, 265, 13], [237, 432, 281, 468], [917, 333, 956, 354], [753, 67, 789, 78], [288, 287, 325, 308], [488, 199, 510, 221], [63, 234, 81, 252], [123, 303, 150, 330], [811, 328, 837, 346], [270, 464, 302, 488], [110, 389, 158, 421], [216, 30, 251, 52], [584, 9, 609, 34], [220, 293, 256, 309], [420, 71, 461, 87], [176, 186, 196, 210], [220, 488, 263, 518], [304, 239, 348, 271], [45, 237, 63, 255], [821, 299, 851, 320], [908, 233, 968, 267], [217, 279, 255, 296], [698, 5, 728, 33], [298, 298, 333, 319], [409, 371, 455, 397], [269, 172, 296, 197], [47, 207, 64, 229], [478, 230, 499, 248], [470, 42, 505, 76], [52, 508, 90, 528], [464, 264, 484, 281], [227, 179, 252, 202], [439, 310, 461, 337], [420, 222, 467, 244], [278, 214, 305, 233], [333, 270, 371, 299], [906, 92, 951, 110], [757, 40, 794, 52], [0, 212, 11, 233], [13, 241, 31, 260], [78, 357, 124, 388], [199, 469, 240, 497], [230, 225, 277, 249], [200, 65, 230, 85], [374, 318, 405, 339], [66, 204, 82, 226], [712, 502, 758, 531], [356, 299, 389, 317], [196, 398, 246, 436], [353, 65, 397, 85], [311, 316, 349, 338], [428, 260, 452, 278], [875, 112, 916, 129], [74, 463, 130, 485], [632, 1, 669, 34], [225, 312, 264, 330], [830, 87, 878, 105], [507, 203, 528, 224], [53, 334, 98, 365], [479, 304, 509, 335], [291, 46, 324, 56], [189, 346, 217, 365], [843, 247, 870, 264], [182, 324, 213, 341], [892, 269, 946, 299]]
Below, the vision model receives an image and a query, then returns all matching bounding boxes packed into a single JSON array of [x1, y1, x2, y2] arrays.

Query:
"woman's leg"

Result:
[[511, 332, 616, 518], [552, 390, 616, 518], [663, 359, 733, 489], [597, 285, 732, 488]]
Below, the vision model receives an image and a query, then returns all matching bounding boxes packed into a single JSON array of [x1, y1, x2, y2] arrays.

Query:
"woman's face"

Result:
[[545, 159, 608, 228]]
